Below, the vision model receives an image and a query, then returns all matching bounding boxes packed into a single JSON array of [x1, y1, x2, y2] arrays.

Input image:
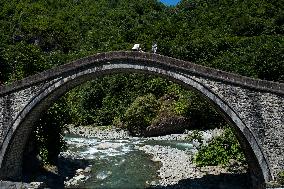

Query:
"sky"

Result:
[[160, 0, 181, 6]]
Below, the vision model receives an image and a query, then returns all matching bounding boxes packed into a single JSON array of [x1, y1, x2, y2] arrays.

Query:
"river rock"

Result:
[[74, 174, 86, 181], [144, 116, 190, 137], [84, 166, 92, 173], [96, 142, 123, 149], [76, 168, 84, 174]]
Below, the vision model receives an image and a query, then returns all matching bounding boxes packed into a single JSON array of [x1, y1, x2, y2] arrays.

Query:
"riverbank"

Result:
[[137, 145, 249, 188]]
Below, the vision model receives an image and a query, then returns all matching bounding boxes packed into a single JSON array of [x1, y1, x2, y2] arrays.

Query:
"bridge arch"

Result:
[[0, 52, 274, 187]]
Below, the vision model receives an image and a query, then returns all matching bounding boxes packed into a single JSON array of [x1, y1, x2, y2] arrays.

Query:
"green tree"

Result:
[[122, 93, 158, 136]]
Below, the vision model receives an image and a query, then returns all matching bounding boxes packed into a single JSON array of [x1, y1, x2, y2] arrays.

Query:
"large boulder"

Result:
[[144, 115, 190, 137]]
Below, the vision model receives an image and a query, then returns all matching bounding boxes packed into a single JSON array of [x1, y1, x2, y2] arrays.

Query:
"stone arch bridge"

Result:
[[0, 51, 283, 188]]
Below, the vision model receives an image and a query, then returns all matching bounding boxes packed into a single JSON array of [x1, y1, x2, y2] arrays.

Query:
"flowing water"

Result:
[[61, 135, 194, 188]]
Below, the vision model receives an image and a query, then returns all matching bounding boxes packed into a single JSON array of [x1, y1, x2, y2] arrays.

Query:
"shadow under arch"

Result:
[[0, 62, 270, 188]]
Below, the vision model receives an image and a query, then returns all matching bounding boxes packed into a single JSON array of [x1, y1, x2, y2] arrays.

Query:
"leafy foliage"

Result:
[[65, 74, 173, 126], [121, 93, 159, 135], [67, 74, 223, 135], [194, 126, 246, 166], [31, 98, 69, 164], [1, 0, 283, 84]]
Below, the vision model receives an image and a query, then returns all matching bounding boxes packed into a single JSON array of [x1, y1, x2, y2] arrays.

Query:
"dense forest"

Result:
[[0, 0, 283, 165]]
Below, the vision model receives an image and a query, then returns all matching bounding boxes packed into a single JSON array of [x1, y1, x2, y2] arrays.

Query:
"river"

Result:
[[59, 131, 250, 189]]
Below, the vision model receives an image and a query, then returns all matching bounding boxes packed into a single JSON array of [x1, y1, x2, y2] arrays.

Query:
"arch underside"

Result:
[[0, 60, 271, 186]]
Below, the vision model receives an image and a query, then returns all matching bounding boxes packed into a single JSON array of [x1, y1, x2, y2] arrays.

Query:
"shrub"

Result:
[[194, 126, 246, 166]]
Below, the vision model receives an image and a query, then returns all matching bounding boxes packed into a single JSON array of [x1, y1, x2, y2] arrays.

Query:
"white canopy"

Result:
[[132, 44, 140, 50]]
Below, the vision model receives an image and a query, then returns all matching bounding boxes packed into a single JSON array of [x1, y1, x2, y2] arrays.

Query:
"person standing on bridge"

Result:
[[152, 43, 157, 54]]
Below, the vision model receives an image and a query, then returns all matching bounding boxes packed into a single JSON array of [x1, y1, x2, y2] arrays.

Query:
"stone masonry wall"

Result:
[[0, 83, 53, 145], [0, 87, 36, 144]]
